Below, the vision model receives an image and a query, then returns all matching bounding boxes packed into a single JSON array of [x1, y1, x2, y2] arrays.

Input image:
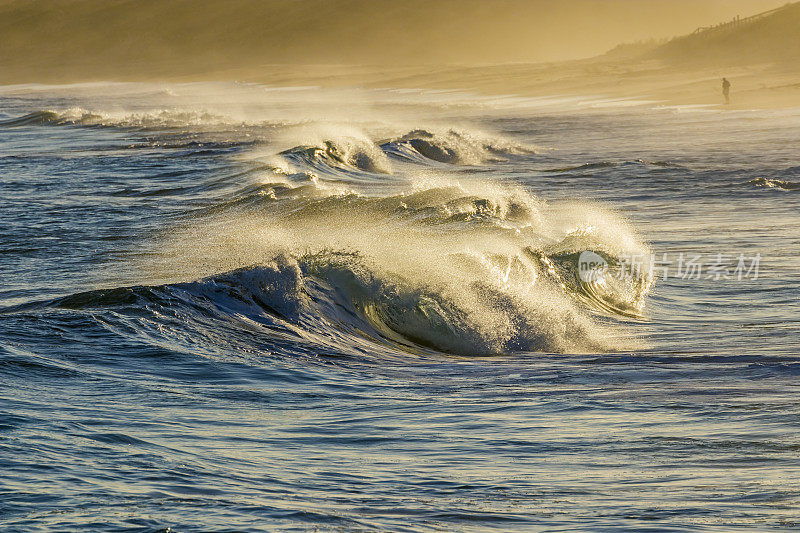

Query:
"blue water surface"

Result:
[[1, 84, 799, 532]]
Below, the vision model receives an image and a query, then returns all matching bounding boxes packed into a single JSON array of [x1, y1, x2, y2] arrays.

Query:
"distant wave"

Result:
[[272, 128, 534, 175], [0, 110, 101, 127], [542, 160, 680, 173], [749, 177, 800, 191], [2, 110, 533, 172], [279, 139, 392, 174], [0, 108, 239, 129], [381, 128, 535, 165]]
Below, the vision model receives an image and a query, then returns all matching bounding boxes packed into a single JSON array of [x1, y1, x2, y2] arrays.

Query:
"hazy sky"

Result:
[[0, 0, 792, 82]]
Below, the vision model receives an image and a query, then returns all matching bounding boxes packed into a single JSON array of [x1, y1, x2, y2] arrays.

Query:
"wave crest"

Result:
[[279, 138, 392, 174], [109, 180, 655, 356], [749, 177, 800, 190], [0, 107, 238, 129], [381, 128, 534, 165]]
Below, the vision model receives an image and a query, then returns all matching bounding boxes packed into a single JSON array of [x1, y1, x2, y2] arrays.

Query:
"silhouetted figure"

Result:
[[722, 78, 731, 105]]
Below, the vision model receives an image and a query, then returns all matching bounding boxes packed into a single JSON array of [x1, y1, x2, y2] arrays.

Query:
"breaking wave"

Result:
[[3, 110, 534, 172], [279, 139, 392, 174], [0, 108, 233, 129], [49, 179, 652, 357], [270, 128, 534, 176], [749, 177, 800, 191], [381, 128, 534, 165], [0, 89, 653, 357]]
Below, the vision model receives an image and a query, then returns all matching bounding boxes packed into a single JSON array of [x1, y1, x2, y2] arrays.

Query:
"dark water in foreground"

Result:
[[1, 83, 799, 532]]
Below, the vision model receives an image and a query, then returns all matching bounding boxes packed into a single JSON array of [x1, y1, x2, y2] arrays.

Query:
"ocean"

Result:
[[1, 82, 799, 532]]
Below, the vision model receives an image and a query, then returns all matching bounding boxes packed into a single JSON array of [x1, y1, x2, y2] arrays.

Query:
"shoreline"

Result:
[[3, 59, 799, 111], [170, 59, 800, 111]]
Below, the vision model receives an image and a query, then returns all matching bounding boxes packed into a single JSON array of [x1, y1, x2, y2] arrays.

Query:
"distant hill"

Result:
[[601, 39, 667, 61], [650, 2, 800, 66]]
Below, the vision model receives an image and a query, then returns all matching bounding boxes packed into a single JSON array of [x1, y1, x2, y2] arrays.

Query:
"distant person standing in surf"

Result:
[[722, 78, 731, 105]]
